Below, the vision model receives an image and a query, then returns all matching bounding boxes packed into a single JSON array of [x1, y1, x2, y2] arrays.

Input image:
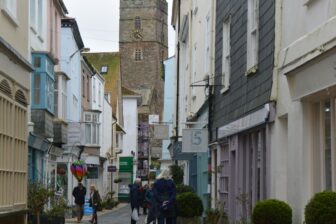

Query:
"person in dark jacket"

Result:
[[130, 178, 142, 224], [72, 182, 86, 223], [153, 169, 176, 224], [89, 185, 101, 224]]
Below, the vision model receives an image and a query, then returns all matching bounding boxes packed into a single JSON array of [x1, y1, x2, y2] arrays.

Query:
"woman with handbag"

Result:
[[89, 185, 101, 224]]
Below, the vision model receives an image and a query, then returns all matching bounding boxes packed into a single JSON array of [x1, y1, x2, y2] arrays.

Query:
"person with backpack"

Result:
[[89, 184, 101, 224], [152, 169, 176, 224]]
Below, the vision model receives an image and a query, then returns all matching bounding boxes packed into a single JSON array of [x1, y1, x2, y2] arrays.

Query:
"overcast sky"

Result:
[[63, 0, 175, 56]]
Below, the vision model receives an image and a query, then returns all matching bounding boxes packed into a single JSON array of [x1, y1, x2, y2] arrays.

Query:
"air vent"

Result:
[[0, 79, 12, 97], [15, 90, 27, 106]]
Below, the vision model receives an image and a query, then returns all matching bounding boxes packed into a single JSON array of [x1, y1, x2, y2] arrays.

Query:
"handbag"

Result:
[[132, 209, 139, 221]]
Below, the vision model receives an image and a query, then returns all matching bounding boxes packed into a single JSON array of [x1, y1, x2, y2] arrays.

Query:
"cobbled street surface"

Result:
[[66, 204, 146, 224]]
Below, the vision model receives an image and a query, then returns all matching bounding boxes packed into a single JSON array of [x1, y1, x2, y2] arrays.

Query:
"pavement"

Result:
[[66, 203, 147, 224]]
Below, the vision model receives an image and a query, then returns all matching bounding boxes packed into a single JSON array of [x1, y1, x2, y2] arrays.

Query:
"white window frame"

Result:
[[93, 78, 96, 102], [98, 83, 102, 107], [221, 17, 231, 93], [84, 111, 100, 145], [191, 43, 197, 98], [61, 77, 67, 119], [246, 0, 259, 75]]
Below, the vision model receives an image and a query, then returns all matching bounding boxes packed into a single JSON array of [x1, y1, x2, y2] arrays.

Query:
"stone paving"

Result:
[[66, 203, 146, 224]]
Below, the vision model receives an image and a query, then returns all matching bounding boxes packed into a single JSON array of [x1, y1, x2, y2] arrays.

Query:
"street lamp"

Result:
[[69, 47, 90, 59]]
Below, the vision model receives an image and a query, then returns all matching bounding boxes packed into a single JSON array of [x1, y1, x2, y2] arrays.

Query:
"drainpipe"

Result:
[[174, 0, 181, 165]]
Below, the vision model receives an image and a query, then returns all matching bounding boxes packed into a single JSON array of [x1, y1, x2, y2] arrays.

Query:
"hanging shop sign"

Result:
[[182, 129, 208, 153], [149, 114, 159, 125], [153, 124, 169, 139], [108, 165, 117, 172]]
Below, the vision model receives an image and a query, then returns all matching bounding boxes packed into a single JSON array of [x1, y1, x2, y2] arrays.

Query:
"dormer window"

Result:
[[100, 65, 108, 74]]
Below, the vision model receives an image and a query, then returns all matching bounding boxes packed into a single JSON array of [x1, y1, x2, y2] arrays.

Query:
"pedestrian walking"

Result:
[[130, 178, 142, 224], [72, 182, 86, 223], [145, 184, 156, 224], [142, 184, 149, 215], [152, 169, 176, 224], [89, 184, 101, 224]]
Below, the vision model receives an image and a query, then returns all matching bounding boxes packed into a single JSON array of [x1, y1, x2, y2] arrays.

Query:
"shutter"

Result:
[[0, 79, 12, 97]]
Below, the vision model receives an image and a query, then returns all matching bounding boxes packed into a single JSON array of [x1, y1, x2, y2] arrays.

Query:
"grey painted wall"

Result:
[[211, 0, 275, 141]]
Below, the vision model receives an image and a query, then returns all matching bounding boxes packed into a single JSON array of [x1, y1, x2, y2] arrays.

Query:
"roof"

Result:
[[122, 87, 140, 96], [61, 18, 84, 50], [58, 0, 68, 15], [83, 52, 121, 116]]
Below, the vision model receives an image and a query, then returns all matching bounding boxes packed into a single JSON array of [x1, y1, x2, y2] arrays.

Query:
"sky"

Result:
[[63, 0, 175, 56]]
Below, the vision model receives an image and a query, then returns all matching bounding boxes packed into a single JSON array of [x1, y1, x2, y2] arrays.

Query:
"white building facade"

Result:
[[271, 0, 336, 222]]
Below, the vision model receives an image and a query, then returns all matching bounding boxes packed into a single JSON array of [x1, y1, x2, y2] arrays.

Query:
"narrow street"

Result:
[[66, 204, 146, 224]]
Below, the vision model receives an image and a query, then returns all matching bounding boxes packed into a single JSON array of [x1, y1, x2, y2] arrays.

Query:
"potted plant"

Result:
[[170, 164, 184, 185], [252, 199, 292, 224], [43, 196, 67, 224], [176, 192, 204, 224], [102, 191, 116, 210], [305, 191, 336, 224], [28, 182, 54, 224], [205, 208, 220, 224]]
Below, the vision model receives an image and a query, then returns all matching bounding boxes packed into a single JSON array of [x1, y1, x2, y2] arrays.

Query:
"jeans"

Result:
[[157, 217, 173, 224]]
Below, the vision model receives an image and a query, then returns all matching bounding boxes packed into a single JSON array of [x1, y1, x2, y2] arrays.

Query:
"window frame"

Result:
[[221, 17, 231, 94], [135, 16, 141, 30], [1, 0, 18, 26], [135, 48, 143, 61], [246, 0, 259, 75]]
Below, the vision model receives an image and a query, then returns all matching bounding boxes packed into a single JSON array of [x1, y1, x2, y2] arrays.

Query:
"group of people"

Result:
[[72, 183, 101, 224], [130, 169, 177, 224], [71, 168, 176, 224]]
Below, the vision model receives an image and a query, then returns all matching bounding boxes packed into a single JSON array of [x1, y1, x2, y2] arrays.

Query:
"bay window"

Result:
[[83, 112, 100, 145]]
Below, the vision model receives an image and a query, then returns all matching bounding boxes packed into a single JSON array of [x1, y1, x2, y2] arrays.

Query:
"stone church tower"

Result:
[[119, 0, 168, 178], [119, 0, 168, 116]]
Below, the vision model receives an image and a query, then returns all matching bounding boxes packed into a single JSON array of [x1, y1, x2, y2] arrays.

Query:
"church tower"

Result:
[[119, 0, 168, 115], [119, 0, 168, 179]]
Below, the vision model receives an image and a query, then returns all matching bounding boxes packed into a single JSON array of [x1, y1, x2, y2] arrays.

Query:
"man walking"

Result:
[[72, 182, 87, 223], [130, 178, 142, 224]]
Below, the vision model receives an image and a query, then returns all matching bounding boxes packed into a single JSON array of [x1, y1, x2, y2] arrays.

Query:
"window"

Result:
[[33, 74, 41, 105], [313, 99, 336, 191], [37, 0, 43, 34], [93, 78, 96, 102], [100, 65, 108, 74], [135, 16, 141, 30], [246, 0, 259, 74], [30, 0, 36, 28], [98, 83, 102, 107], [82, 76, 85, 97], [86, 75, 90, 102], [221, 18, 231, 92], [61, 78, 67, 119], [84, 112, 100, 145], [46, 76, 54, 113], [135, 49, 143, 61]]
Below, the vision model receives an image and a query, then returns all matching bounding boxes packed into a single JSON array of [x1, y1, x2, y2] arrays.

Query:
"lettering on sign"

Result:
[[182, 129, 208, 153]]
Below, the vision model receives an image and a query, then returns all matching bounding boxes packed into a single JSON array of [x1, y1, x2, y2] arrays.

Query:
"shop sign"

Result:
[[119, 157, 133, 172], [149, 114, 159, 125], [108, 165, 117, 172], [182, 129, 208, 153], [153, 124, 169, 139]]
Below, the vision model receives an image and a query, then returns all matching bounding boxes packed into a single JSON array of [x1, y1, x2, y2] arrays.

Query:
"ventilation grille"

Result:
[[0, 79, 12, 97], [15, 90, 27, 106]]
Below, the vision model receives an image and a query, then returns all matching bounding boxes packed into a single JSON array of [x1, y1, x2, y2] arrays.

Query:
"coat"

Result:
[[130, 184, 141, 209], [152, 179, 176, 219], [72, 186, 86, 205], [89, 190, 101, 207]]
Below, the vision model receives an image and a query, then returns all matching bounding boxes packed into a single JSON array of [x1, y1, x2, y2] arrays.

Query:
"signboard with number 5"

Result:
[[182, 129, 208, 153]]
